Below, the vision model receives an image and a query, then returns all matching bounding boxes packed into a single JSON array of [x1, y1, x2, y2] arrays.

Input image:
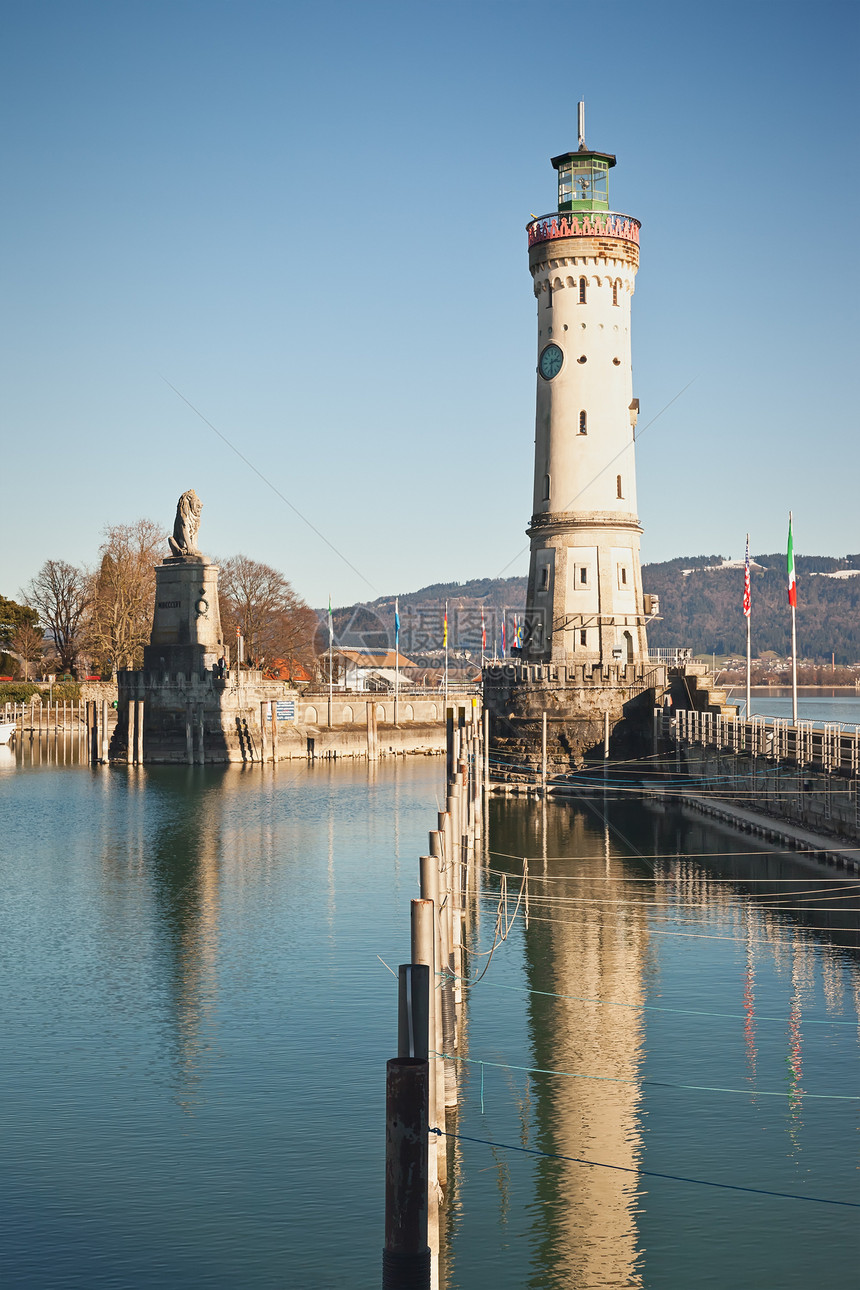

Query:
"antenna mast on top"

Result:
[[577, 100, 586, 150]]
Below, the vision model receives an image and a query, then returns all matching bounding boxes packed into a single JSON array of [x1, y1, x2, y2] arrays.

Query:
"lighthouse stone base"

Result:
[[483, 659, 667, 774]]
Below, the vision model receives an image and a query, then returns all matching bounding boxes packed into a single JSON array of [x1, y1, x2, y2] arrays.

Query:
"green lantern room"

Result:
[[552, 149, 615, 214]]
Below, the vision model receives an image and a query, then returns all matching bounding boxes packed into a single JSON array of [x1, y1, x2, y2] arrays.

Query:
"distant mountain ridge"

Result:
[[327, 554, 860, 663]]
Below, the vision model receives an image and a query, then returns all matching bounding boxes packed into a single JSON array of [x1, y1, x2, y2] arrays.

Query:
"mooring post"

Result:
[[398, 962, 430, 1061], [409, 905, 440, 1269], [445, 783, 463, 1005], [101, 699, 109, 763], [185, 704, 193, 765], [541, 710, 547, 795], [445, 709, 454, 781], [271, 704, 278, 763], [367, 700, 377, 762], [419, 856, 447, 1190], [383, 1057, 430, 1290], [260, 702, 267, 763], [136, 698, 145, 766], [483, 706, 490, 792]]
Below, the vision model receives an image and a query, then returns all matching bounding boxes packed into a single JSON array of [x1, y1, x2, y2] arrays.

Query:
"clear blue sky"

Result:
[[2, 0, 857, 608]]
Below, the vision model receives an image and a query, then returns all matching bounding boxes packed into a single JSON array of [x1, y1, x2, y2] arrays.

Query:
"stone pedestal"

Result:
[[143, 557, 224, 676]]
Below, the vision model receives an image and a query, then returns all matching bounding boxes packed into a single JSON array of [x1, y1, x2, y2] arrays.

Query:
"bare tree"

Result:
[[24, 560, 91, 676], [87, 519, 166, 674], [218, 555, 318, 671], [10, 620, 44, 680]]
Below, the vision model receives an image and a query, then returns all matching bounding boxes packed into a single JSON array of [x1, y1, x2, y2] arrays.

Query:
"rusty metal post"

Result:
[[383, 1058, 430, 1290]]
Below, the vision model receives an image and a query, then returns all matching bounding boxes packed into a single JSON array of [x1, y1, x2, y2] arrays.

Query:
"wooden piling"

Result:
[[541, 710, 547, 794], [383, 1058, 430, 1290], [419, 856, 448, 1192], [136, 699, 145, 765], [410, 904, 440, 1274], [260, 702, 268, 763], [271, 704, 278, 763]]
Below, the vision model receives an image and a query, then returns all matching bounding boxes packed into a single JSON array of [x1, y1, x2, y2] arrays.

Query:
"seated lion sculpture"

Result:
[[168, 489, 203, 557]]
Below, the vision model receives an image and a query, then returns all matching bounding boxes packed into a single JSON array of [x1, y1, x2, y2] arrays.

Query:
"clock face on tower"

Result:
[[539, 343, 564, 381]]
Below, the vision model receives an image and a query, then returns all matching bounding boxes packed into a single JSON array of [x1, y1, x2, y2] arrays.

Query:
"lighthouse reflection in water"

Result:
[[447, 790, 860, 1290]]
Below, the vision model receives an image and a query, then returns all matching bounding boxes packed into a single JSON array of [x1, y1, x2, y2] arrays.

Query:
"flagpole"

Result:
[[444, 600, 448, 703], [788, 512, 798, 725], [746, 609, 751, 719], [394, 597, 400, 723], [791, 601, 798, 725], [328, 595, 333, 722], [745, 533, 751, 720]]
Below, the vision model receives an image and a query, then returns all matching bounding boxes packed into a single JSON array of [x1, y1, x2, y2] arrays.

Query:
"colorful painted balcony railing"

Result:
[[527, 211, 641, 248]]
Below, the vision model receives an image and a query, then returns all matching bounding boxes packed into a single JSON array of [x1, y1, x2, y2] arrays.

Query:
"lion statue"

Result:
[[168, 489, 203, 557]]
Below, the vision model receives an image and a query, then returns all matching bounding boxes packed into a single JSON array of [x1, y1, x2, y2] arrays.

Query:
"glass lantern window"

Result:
[[559, 158, 610, 211]]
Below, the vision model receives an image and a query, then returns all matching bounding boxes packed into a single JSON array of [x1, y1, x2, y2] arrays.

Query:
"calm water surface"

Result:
[[735, 687, 860, 727], [1, 735, 859, 1287]]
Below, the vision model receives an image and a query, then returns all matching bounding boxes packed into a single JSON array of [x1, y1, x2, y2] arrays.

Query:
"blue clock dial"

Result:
[[539, 343, 564, 380]]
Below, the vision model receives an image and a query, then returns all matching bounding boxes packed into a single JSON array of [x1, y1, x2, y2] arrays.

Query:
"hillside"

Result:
[[644, 553, 860, 662], [327, 554, 860, 663]]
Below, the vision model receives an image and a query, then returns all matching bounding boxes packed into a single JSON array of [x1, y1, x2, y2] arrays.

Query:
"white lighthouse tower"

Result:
[[484, 107, 663, 767], [523, 104, 651, 667]]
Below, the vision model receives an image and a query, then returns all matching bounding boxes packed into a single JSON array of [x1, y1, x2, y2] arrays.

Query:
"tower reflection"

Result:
[[147, 769, 224, 1111], [491, 795, 649, 1288]]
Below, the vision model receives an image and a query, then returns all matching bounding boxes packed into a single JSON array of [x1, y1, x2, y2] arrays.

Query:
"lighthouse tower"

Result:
[[523, 105, 650, 667]]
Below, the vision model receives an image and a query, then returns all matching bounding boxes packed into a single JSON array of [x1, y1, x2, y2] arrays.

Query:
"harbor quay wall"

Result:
[[677, 743, 860, 850], [113, 668, 477, 763]]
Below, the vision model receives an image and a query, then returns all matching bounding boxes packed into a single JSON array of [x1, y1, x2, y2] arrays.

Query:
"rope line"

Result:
[[435, 1052, 860, 1100], [428, 1128, 860, 1208], [445, 973, 859, 1027]]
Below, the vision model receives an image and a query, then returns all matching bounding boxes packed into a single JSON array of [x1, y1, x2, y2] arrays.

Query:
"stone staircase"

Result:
[[669, 663, 738, 717]]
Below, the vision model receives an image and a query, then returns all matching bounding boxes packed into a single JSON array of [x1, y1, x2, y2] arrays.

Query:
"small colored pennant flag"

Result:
[[481, 606, 486, 650], [443, 603, 448, 648], [501, 617, 506, 653], [787, 515, 797, 608], [328, 595, 333, 644], [743, 534, 751, 618], [394, 598, 400, 654]]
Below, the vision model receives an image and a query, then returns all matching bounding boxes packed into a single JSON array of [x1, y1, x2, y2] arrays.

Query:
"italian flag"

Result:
[[787, 515, 797, 608]]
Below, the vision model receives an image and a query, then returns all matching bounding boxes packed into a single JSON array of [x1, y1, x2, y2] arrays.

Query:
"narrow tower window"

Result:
[[543, 473, 550, 501], [616, 475, 623, 499], [612, 282, 619, 306], [580, 629, 587, 647], [579, 410, 587, 435], [579, 566, 588, 586], [579, 278, 587, 304], [546, 283, 553, 308], [540, 566, 549, 590]]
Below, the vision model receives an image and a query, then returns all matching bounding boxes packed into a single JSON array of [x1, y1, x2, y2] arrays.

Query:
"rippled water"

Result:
[[1, 737, 859, 1287]]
